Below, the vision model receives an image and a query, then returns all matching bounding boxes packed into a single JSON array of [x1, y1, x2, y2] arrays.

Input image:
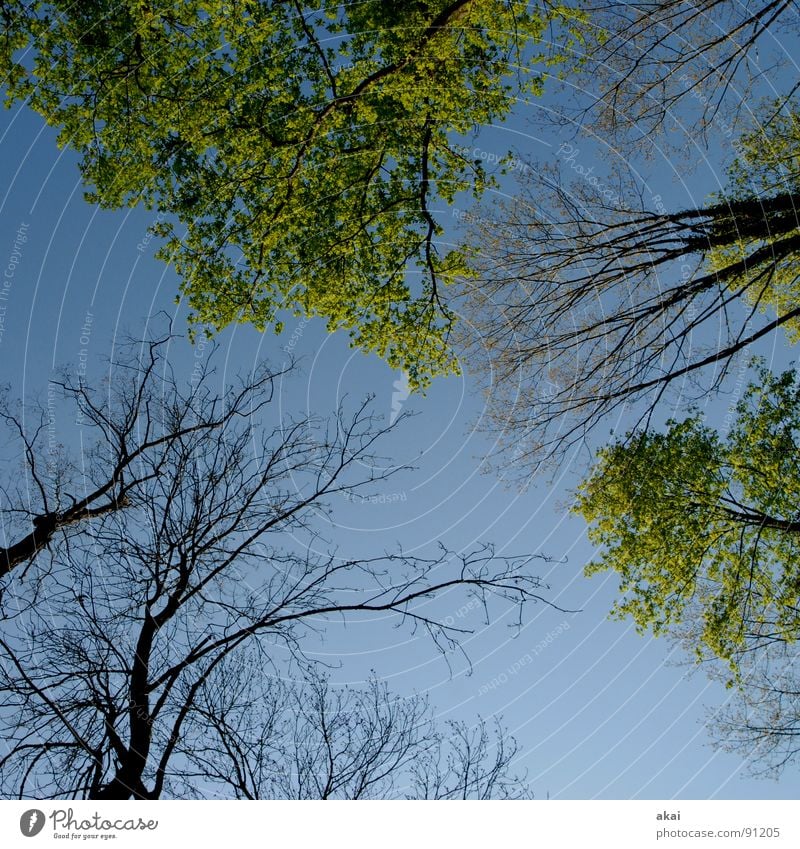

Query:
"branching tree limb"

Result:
[[457, 114, 800, 471], [0, 330, 554, 799], [551, 0, 799, 153]]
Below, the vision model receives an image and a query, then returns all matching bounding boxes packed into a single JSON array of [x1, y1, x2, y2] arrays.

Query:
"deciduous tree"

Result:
[[547, 0, 800, 154], [573, 365, 800, 676], [176, 665, 531, 799], [458, 104, 800, 470], [0, 0, 580, 387], [706, 639, 800, 778], [0, 328, 553, 799]]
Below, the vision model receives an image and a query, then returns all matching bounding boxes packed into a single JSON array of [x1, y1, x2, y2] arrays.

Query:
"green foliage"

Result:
[[574, 365, 800, 674], [1, 0, 579, 387]]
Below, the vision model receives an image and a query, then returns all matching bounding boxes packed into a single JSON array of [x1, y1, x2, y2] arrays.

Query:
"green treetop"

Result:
[[574, 365, 800, 675], [1, 0, 579, 386]]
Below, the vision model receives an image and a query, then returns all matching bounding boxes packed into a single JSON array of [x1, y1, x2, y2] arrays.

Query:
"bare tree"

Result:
[[0, 331, 553, 799], [707, 641, 800, 778], [457, 150, 800, 473], [663, 611, 800, 779], [176, 661, 531, 799], [408, 712, 531, 799], [0, 328, 295, 579], [548, 0, 799, 153]]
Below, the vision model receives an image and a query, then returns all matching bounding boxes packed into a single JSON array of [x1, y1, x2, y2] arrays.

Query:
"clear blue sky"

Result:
[[1, 43, 798, 799]]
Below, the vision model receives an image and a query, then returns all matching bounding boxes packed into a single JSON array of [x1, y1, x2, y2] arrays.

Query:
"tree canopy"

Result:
[[0, 0, 581, 387], [574, 365, 800, 676]]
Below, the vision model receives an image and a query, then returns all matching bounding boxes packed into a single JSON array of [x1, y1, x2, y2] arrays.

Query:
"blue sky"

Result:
[[1, 36, 799, 799]]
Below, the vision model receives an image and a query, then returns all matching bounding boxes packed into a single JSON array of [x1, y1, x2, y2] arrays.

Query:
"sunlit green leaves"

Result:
[[1, 0, 580, 386], [575, 366, 800, 674]]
